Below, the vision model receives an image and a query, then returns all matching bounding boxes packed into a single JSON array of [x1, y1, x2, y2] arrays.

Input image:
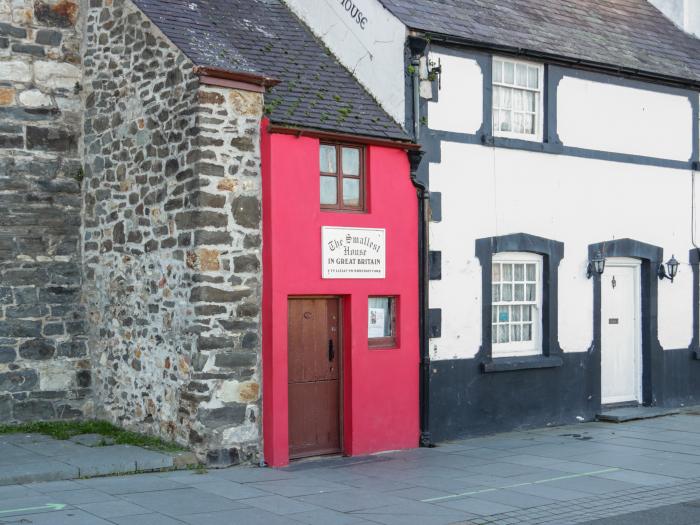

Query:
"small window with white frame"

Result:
[[491, 252, 543, 357], [492, 57, 544, 141]]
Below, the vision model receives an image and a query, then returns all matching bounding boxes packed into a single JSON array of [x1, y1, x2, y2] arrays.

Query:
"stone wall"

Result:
[[82, 0, 263, 464], [0, 0, 91, 422]]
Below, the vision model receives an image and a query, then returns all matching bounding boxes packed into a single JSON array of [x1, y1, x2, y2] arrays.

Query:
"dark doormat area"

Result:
[[583, 500, 700, 524]]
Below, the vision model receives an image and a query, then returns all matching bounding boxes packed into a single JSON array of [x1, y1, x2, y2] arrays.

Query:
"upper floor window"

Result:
[[492, 58, 544, 141], [320, 143, 364, 211], [492, 252, 542, 357]]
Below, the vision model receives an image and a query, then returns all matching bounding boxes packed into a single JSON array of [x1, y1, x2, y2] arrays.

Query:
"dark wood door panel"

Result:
[[288, 299, 339, 383], [288, 297, 341, 459], [288, 380, 340, 458]]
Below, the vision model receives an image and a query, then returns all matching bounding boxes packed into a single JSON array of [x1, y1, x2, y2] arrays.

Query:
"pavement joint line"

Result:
[[421, 468, 621, 503]]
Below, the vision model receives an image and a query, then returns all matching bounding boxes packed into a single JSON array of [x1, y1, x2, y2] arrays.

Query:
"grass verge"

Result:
[[0, 420, 186, 453]]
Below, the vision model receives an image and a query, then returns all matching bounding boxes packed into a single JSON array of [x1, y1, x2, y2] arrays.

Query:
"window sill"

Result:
[[481, 355, 563, 373]]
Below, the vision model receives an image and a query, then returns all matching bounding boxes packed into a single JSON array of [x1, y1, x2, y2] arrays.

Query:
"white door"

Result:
[[601, 257, 642, 405]]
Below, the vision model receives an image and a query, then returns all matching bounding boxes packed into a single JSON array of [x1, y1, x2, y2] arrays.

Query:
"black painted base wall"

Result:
[[429, 348, 700, 442], [660, 348, 700, 409]]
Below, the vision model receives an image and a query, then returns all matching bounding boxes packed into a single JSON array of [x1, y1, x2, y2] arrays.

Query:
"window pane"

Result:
[[492, 325, 497, 344], [522, 324, 532, 341], [526, 283, 536, 301], [492, 284, 501, 302], [513, 90, 522, 111], [502, 283, 512, 301], [516, 63, 527, 87], [504, 61, 514, 84], [528, 66, 539, 89], [512, 305, 521, 322], [500, 87, 512, 108], [492, 263, 501, 282], [525, 91, 536, 112], [493, 60, 503, 83], [514, 283, 524, 301], [512, 324, 522, 341], [492, 86, 501, 109], [513, 113, 523, 133], [500, 110, 511, 132], [492, 306, 498, 323], [492, 109, 501, 131], [342, 147, 360, 176], [514, 264, 524, 281], [320, 176, 337, 205], [523, 305, 532, 321], [503, 264, 512, 281], [342, 178, 360, 207], [498, 324, 510, 343], [368, 297, 394, 338], [526, 264, 536, 281], [320, 145, 337, 173], [498, 306, 509, 322], [523, 113, 534, 134]]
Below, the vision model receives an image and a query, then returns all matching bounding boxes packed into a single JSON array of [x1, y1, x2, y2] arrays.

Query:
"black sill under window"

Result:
[[482, 355, 563, 373]]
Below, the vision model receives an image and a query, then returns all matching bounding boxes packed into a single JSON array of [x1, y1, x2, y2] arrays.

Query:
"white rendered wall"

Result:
[[282, 0, 406, 123], [429, 142, 694, 360], [649, 0, 700, 38], [557, 77, 693, 161], [427, 52, 483, 134]]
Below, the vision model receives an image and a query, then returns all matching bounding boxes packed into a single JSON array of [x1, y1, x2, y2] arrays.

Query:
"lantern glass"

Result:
[[593, 256, 605, 275], [667, 255, 679, 279]]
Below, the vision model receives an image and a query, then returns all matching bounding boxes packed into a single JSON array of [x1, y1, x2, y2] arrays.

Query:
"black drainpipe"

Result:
[[407, 36, 433, 448], [409, 151, 432, 448]]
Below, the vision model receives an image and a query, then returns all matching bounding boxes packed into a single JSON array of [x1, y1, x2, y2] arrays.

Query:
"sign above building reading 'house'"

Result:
[[338, 0, 368, 29], [322, 226, 386, 279]]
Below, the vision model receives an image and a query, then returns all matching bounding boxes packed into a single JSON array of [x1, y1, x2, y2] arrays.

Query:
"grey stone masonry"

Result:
[[0, 0, 91, 422], [82, 0, 263, 465]]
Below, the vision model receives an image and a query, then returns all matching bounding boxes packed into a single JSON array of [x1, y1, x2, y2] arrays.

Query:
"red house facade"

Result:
[[261, 122, 420, 466]]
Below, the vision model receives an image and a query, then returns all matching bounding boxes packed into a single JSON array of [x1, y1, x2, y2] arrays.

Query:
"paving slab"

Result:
[[0, 433, 178, 485]]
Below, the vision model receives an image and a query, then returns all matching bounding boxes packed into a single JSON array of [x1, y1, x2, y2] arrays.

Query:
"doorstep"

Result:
[[596, 406, 680, 423]]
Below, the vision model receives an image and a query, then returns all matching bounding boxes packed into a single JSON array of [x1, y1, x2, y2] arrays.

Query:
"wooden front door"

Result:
[[288, 298, 341, 459]]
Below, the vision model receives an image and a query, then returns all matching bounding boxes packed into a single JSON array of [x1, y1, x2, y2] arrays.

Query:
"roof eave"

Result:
[[411, 30, 700, 91], [194, 66, 280, 93], [267, 123, 419, 150]]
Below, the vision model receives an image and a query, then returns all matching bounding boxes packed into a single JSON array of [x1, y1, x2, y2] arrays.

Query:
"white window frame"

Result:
[[492, 252, 543, 357], [492, 57, 544, 142]]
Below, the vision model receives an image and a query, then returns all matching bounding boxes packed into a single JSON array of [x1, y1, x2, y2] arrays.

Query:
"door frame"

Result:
[[589, 239, 664, 408], [287, 295, 344, 459], [600, 257, 642, 405]]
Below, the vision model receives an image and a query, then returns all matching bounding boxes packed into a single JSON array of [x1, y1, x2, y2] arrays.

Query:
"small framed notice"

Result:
[[322, 226, 386, 279]]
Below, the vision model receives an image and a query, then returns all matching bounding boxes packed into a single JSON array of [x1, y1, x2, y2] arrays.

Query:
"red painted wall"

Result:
[[261, 120, 419, 467]]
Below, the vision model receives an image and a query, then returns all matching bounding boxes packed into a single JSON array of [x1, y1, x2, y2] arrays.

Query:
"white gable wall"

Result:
[[282, 0, 407, 123]]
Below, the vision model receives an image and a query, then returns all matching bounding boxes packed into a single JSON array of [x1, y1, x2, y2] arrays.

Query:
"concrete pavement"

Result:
[[2, 412, 700, 524], [0, 433, 184, 485]]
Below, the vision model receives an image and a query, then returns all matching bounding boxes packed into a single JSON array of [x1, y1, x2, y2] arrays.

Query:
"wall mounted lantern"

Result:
[[658, 255, 679, 282], [587, 251, 606, 279]]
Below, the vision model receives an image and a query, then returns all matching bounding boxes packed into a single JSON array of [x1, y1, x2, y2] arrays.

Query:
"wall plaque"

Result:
[[322, 226, 386, 279]]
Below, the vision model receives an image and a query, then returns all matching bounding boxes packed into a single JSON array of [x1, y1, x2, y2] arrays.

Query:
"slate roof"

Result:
[[133, 0, 410, 141], [379, 0, 700, 85]]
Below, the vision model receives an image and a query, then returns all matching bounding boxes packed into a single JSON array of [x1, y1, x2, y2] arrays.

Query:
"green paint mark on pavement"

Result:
[[0, 503, 66, 515], [422, 468, 621, 503]]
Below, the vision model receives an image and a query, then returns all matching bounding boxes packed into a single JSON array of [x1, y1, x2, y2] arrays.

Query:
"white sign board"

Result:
[[368, 307, 386, 337], [322, 226, 386, 279]]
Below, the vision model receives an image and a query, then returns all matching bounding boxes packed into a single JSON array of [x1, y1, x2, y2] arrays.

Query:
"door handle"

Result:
[[328, 339, 334, 362]]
